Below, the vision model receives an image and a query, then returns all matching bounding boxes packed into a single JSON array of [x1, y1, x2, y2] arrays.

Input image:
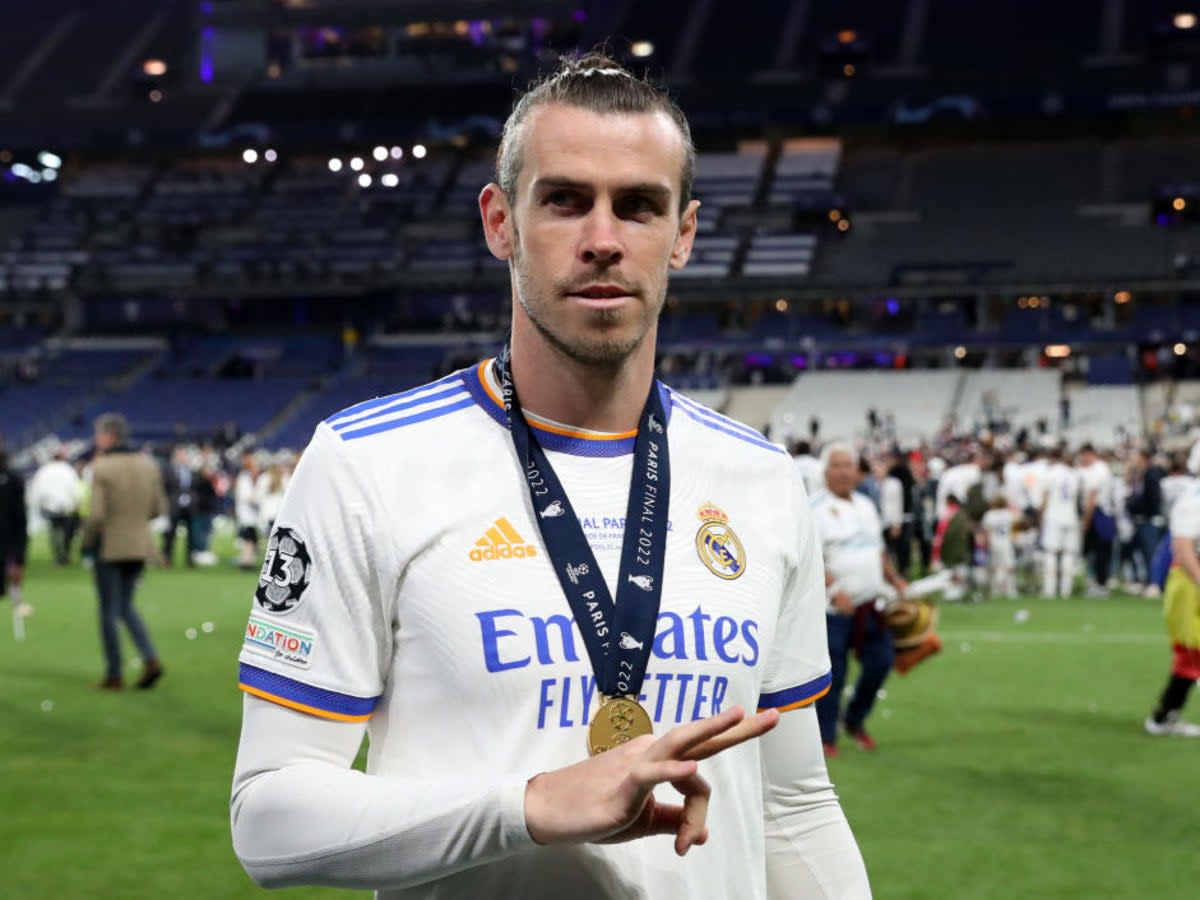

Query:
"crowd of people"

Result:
[[20, 440, 297, 574], [790, 431, 1195, 603], [791, 426, 1200, 744]]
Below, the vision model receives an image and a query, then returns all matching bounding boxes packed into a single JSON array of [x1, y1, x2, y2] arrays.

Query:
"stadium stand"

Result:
[[769, 371, 961, 445]]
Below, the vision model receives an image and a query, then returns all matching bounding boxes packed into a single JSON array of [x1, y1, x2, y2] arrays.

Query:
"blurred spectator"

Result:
[[29, 446, 84, 565], [1126, 447, 1166, 596], [81, 413, 166, 690], [190, 453, 221, 566], [1078, 443, 1116, 594], [162, 446, 199, 567], [812, 443, 906, 755], [0, 440, 30, 625], [234, 450, 262, 570], [981, 495, 1018, 598], [257, 457, 291, 536], [791, 439, 822, 497]]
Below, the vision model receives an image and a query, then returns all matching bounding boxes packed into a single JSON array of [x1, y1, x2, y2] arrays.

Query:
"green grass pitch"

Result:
[[2, 533, 1198, 898]]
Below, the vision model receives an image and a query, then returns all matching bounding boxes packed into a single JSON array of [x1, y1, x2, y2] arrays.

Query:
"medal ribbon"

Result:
[[494, 343, 669, 700]]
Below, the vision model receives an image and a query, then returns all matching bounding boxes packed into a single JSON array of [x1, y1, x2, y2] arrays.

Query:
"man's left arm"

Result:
[[762, 708, 871, 898], [760, 470, 870, 898]]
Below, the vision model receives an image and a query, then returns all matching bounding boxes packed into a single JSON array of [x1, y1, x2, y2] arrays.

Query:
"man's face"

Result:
[[825, 450, 858, 497], [482, 103, 698, 368], [94, 430, 112, 452]]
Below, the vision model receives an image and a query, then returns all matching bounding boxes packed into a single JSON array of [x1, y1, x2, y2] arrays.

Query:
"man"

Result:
[[791, 439, 822, 498], [886, 449, 916, 577], [1078, 443, 1115, 594], [1125, 447, 1165, 597], [29, 445, 83, 565], [810, 443, 906, 756], [1039, 445, 1081, 599], [0, 440, 30, 629], [230, 53, 869, 899], [82, 413, 167, 690], [233, 449, 262, 570], [935, 446, 990, 524], [162, 445, 198, 567], [876, 458, 906, 573]]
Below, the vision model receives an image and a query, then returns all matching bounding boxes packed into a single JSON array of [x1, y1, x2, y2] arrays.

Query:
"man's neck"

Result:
[[508, 314, 657, 434]]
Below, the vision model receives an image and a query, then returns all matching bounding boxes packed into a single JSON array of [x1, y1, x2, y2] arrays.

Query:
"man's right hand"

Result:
[[831, 589, 855, 615], [523, 705, 779, 857]]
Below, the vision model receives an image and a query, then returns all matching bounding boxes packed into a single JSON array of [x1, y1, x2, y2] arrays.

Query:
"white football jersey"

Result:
[[1040, 463, 1081, 524], [1170, 482, 1200, 547], [936, 462, 981, 521], [981, 508, 1015, 550], [237, 360, 833, 900], [1078, 460, 1114, 513], [808, 489, 886, 605]]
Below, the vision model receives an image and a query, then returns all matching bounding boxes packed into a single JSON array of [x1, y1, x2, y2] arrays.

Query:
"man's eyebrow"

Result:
[[532, 176, 672, 200]]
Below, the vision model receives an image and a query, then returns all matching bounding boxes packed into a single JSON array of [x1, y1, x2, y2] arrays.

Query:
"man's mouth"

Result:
[[566, 284, 637, 307], [571, 284, 632, 298]]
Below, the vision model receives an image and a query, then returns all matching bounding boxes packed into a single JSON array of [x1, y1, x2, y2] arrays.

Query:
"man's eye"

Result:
[[546, 191, 576, 207], [621, 196, 658, 217]]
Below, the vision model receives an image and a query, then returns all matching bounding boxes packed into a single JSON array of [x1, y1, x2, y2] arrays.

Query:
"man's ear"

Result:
[[480, 183, 514, 260], [669, 199, 701, 270]]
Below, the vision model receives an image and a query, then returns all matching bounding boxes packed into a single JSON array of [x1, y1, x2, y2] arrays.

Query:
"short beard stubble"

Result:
[[510, 226, 660, 370]]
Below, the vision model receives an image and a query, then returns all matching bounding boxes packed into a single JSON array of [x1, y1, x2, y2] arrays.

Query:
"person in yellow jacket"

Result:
[[1146, 475, 1200, 736]]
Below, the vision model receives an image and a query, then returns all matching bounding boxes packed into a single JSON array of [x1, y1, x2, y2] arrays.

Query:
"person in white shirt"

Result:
[[791, 439, 823, 498], [1020, 447, 1050, 517], [233, 450, 262, 570], [810, 443, 907, 757], [230, 52, 870, 900], [1077, 444, 1115, 593], [255, 458, 290, 538], [980, 496, 1018, 598], [876, 460, 906, 571], [935, 448, 988, 524], [29, 446, 84, 565], [1002, 452, 1027, 514], [1160, 454, 1192, 520], [1039, 445, 1082, 598]]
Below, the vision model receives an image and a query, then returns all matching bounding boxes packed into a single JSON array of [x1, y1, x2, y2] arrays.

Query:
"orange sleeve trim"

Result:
[[239, 683, 373, 723], [758, 683, 832, 714]]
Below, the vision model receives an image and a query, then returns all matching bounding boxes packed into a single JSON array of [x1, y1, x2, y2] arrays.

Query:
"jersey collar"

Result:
[[463, 358, 672, 458]]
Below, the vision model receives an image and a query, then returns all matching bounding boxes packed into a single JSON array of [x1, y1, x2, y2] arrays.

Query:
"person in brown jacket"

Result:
[[82, 413, 167, 689]]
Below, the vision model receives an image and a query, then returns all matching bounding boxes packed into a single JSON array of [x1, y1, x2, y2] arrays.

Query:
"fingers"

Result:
[[633, 757, 698, 788], [684, 708, 780, 762], [671, 771, 711, 857], [646, 706, 747, 762]]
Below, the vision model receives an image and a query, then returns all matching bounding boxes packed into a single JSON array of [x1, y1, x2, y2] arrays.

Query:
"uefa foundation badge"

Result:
[[695, 503, 746, 580]]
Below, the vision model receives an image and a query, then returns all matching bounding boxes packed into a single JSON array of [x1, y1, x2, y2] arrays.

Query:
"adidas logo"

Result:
[[469, 517, 539, 562]]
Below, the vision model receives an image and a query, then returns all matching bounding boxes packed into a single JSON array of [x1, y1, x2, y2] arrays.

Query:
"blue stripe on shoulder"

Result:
[[239, 663, 379, 717], [672, 402, 785, 455], [338, 395, 475, 441], [330, 383, 465, 432], [325, 371, 464, 425], [669, 390, 775, 444]]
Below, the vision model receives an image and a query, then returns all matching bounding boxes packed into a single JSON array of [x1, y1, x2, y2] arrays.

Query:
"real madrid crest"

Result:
[[695, 503, 747, 580]]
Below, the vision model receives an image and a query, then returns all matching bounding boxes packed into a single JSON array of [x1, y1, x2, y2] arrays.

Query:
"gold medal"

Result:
[[588, 696, 654, 756]]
